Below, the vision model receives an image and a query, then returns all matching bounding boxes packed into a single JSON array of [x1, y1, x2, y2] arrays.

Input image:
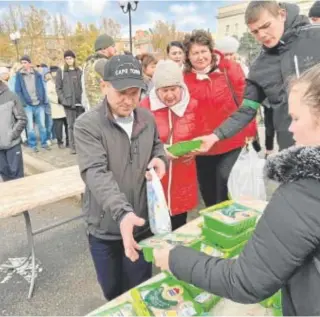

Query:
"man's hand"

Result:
[[120, 212, 145, 262], [146, 157, 166, 181], [194, 133, 219, 153]]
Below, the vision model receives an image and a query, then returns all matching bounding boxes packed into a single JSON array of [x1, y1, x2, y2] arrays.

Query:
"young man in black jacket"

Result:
[[0, 77, 27, 182], [55, 50, 83, 154], [197, 1, 320, 152]]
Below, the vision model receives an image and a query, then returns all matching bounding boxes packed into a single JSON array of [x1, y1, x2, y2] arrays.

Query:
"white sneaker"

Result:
[[47, 140, 52, 147]]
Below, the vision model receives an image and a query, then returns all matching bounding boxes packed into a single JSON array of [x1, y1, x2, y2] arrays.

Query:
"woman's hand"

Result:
[[153, 243, 174, 272], [182, 152, 197, 163], [164, 144, 178, 160]]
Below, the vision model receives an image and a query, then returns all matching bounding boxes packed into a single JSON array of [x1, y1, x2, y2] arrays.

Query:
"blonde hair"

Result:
[[289, 63, 320, 117]]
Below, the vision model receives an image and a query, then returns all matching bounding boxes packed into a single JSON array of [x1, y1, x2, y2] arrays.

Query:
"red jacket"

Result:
[[140, 96, 203, 215], [184, 58, 257, 155]]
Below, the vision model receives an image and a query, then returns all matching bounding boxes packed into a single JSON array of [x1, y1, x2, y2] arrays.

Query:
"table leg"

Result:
[[2, 209, 83, 299], [23, 211, 36, 299]]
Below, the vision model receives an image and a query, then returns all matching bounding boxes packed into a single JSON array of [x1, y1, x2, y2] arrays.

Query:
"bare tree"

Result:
[[150, 21, 184, 55], [100, 18, 121, 39]]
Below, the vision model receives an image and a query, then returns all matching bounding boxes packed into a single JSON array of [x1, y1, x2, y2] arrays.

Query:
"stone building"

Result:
[[217, 0, 314, 39]]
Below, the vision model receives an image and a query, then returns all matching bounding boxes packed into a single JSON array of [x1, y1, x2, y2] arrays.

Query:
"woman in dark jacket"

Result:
[[55, 50, 83, 154], [154, 63, 320, 316]]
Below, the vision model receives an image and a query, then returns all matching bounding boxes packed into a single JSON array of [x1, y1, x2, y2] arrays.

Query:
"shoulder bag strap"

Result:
[[223, 68, 240, 107]]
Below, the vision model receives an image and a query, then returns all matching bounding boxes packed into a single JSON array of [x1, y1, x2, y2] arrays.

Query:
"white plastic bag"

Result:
[[146, 168, 172, 235], [228, 144, 266, 201]]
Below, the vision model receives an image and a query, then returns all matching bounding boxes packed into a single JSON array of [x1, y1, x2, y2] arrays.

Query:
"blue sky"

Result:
[[0, 1, 237, 36]]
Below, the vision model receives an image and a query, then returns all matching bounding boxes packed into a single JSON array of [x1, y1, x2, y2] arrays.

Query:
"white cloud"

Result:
[[68, 0, 110, 18], [167, 2, 208, 31], [148, 11, 166, 22], [176, 15, 207, 28], [0, 7, 8, 17], [169, 3, 198, 15]]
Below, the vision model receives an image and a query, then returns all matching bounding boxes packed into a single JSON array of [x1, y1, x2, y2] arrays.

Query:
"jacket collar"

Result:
[[101, 98, 147, 139], [266, 146, 320, 183], [20, 68, 35, 75], [149, 84, 190, 117]]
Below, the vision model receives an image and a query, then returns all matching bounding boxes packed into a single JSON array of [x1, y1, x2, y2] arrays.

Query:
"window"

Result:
[[225, 25, 230, 35], [235, 23, 239, 33]]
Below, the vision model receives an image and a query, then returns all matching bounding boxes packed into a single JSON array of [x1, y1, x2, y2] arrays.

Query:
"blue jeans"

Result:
[[88, 232, 152, 300], [25, 105, 47, 148], [45, 112, 54, 141]]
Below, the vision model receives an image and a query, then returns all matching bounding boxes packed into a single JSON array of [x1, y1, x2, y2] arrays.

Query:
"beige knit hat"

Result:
[[153, 60, 184, 90]]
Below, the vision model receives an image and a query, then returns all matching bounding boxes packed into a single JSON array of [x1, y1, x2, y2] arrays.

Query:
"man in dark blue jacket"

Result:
[[15, 55, 49, 152]]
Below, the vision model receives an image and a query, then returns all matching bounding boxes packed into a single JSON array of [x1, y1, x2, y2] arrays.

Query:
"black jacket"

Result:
[[215, 3, 320, 149], [55, 66, 82, 108], [170, 146, 320, 316]]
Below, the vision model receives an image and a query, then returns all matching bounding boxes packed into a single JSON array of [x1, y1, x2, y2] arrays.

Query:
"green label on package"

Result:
[[132, 275, 203, 317]]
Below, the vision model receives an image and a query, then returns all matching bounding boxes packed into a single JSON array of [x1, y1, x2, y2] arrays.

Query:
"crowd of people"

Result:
[[1, 0, 320, 315]]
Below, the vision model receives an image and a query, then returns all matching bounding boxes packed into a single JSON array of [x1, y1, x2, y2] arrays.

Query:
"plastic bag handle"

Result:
[[148, 168, 158, 181]]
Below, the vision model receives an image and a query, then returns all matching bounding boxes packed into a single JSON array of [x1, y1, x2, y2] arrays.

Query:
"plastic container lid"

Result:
[[202, 200, 259, 235], [167, 140, 202, 157], [202, 226, 254, 249], [140, 233, 202, 263]]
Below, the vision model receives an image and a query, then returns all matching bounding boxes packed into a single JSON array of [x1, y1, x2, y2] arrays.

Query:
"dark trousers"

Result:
[[277, 130, 294, 151], [65, 107, 85, 150], [88, 232, 152, 301], [171, 213, 188, 231], [264, 107, 275, 151], [53, 118, 69, 145], [0, 144, 24, 182], [196, 148, 241, 207]]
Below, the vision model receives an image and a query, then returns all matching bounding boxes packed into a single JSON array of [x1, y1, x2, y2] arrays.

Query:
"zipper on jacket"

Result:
[[167, 110, 173, 216]]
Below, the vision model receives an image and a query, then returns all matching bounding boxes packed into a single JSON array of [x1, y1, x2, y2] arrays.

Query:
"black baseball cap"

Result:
[[103, 55, 146, 91]]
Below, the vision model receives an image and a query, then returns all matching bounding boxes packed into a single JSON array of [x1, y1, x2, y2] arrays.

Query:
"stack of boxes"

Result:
[[199, 201, 258, 257], [136, 200, 283, 316], [199, 200, 282, 316]]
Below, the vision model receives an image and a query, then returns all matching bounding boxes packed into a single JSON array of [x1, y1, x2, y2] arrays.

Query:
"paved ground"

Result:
[[23, 142, 77, 169], [0, 199, 106, 316]]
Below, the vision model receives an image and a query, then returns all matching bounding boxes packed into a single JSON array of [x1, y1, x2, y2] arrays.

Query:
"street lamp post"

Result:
[[10, 31, 21, 61], [119, 1, 139, 53]]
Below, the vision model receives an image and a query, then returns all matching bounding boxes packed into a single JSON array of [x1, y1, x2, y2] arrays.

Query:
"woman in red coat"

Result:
[[183, 30, 257, 207], [140, 60, 204, 230]]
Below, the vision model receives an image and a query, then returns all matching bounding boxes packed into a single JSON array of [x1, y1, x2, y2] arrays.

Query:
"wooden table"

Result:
[[88, 199, 271, 316], [0, 166, 85, 298]]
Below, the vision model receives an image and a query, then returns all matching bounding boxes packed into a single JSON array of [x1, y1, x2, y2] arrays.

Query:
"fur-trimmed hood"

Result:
[[266, 146, 320, 183]]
